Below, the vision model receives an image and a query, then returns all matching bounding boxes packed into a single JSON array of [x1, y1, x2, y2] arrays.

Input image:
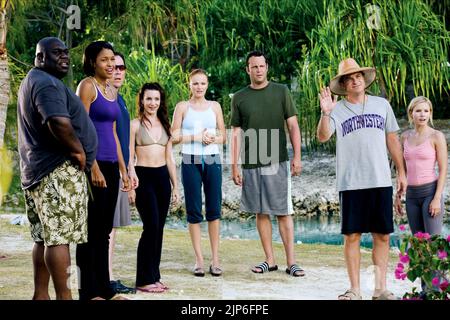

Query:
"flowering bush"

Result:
[[396, 225, 450, 300]]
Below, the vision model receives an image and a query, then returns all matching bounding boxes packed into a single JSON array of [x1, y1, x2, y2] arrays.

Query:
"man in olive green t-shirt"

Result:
[[230, 51, 305, 277]]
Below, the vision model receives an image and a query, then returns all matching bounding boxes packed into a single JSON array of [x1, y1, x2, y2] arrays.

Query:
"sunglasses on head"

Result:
[[115, 65, 126, 71]]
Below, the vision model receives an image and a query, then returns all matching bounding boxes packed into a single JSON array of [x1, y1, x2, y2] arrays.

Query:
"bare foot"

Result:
[[110, 295, 130, 300], [155, 281, 169, 290], [136, 284, 165, 293]]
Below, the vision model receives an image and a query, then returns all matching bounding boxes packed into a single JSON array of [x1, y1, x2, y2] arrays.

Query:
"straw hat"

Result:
[[329, 58, 376, 95]]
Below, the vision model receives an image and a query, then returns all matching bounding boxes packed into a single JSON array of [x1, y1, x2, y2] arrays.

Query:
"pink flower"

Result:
[[397, 263, 404, 270], [395, 267, 407, 280], [395, 271, 404, 280], [414, 232, 431, 240], [440, 280, 449, 291], [437, 250, 448, 260], [399, 224, 406, 231], [399, 253, 410, 264], [432, 277, 440, 286], [402, 296, 421, 300], [447, 235, 450, 242]]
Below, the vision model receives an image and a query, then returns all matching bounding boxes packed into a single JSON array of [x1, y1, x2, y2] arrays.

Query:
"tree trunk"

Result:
[[0, 5, 10, 149], [65, 18, 74, 90]]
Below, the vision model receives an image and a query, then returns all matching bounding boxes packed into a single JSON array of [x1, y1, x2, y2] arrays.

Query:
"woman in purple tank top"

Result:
[[75, 41, 131, 301]]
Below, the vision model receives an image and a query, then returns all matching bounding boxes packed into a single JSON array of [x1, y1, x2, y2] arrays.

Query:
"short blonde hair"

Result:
[[407, 96, 434, 126]]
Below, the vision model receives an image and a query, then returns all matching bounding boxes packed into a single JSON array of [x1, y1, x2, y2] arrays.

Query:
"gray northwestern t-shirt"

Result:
[[17, 68, 98, 189], [329, 95, 399, 192]]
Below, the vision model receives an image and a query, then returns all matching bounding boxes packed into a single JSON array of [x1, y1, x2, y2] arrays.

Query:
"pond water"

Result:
[[2, 211, 448, 249], [160, 215, 450, 249]]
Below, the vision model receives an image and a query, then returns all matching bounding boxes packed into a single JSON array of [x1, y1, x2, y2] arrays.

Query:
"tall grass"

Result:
[[4, 0, 449, 152], [297, 0, 449, 151], [120, 48, 189, 120]]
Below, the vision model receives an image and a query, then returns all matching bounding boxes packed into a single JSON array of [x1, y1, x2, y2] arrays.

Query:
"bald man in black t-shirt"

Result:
[[17, 37, 97, 300]]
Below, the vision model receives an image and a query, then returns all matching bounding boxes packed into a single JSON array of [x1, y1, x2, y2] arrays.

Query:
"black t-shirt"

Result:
[[17, 68, 97, 189]]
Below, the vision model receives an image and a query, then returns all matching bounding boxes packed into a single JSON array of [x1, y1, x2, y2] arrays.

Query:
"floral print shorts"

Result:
[[25, 161, 88, 246]]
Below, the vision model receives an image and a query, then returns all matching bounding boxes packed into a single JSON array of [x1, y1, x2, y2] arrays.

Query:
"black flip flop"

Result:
[[252, 261, 278, 273], [285, 264, 305, 277]]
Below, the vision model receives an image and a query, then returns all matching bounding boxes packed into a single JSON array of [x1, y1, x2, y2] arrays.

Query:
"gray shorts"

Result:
[[240, 161, 293, 215], [112, 188, 131, 227]]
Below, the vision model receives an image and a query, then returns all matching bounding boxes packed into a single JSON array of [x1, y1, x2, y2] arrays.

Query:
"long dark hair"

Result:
[[82, 41, 114, 76], [137, 82, 171, 137]]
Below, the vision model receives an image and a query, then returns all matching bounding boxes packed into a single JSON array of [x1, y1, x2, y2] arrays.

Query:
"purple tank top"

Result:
[[89, 87, 120, 161]]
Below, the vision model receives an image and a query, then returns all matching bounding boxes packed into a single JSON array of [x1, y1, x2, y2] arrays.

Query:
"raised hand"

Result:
[[319, 87, 338, 114]]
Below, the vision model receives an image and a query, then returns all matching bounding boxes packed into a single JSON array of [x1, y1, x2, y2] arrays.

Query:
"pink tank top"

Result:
[[403, 136, 437, 186]]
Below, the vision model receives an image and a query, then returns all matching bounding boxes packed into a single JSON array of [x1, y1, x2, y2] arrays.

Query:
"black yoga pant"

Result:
[[406, 180, 443, 236], [135, 165, 171, 286], [76, 161, 119, 300]]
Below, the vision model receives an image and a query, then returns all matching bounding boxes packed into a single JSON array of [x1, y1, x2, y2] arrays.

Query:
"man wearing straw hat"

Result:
[[316, 58, 407, 300]]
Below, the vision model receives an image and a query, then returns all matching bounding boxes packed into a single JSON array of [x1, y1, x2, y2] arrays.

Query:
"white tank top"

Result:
[[181, 104, 219, 155]]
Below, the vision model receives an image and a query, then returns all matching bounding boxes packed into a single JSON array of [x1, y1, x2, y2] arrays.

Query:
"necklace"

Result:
[[343, 95, 366, 116], [92, 77, 110, 95]]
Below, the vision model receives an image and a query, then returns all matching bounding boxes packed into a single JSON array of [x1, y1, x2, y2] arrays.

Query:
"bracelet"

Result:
[[321, 111, 331, 117]]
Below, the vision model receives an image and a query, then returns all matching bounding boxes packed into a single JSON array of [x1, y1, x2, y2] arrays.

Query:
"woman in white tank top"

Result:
[[171, 69, 226, 277]]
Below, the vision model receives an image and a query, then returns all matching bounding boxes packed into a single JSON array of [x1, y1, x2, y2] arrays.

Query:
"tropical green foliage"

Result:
[[120, 48, 190, 120], [297, 0, 450, 150], [1, 0, 449, 208], [4, 0, 450, 153], [397, 225, 450, 300], [197, 0, 322, 79], [207, 58, 248, 125]]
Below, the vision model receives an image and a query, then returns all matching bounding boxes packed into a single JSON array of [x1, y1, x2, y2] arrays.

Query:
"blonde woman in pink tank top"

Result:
[[395, 96, 447, 235]]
